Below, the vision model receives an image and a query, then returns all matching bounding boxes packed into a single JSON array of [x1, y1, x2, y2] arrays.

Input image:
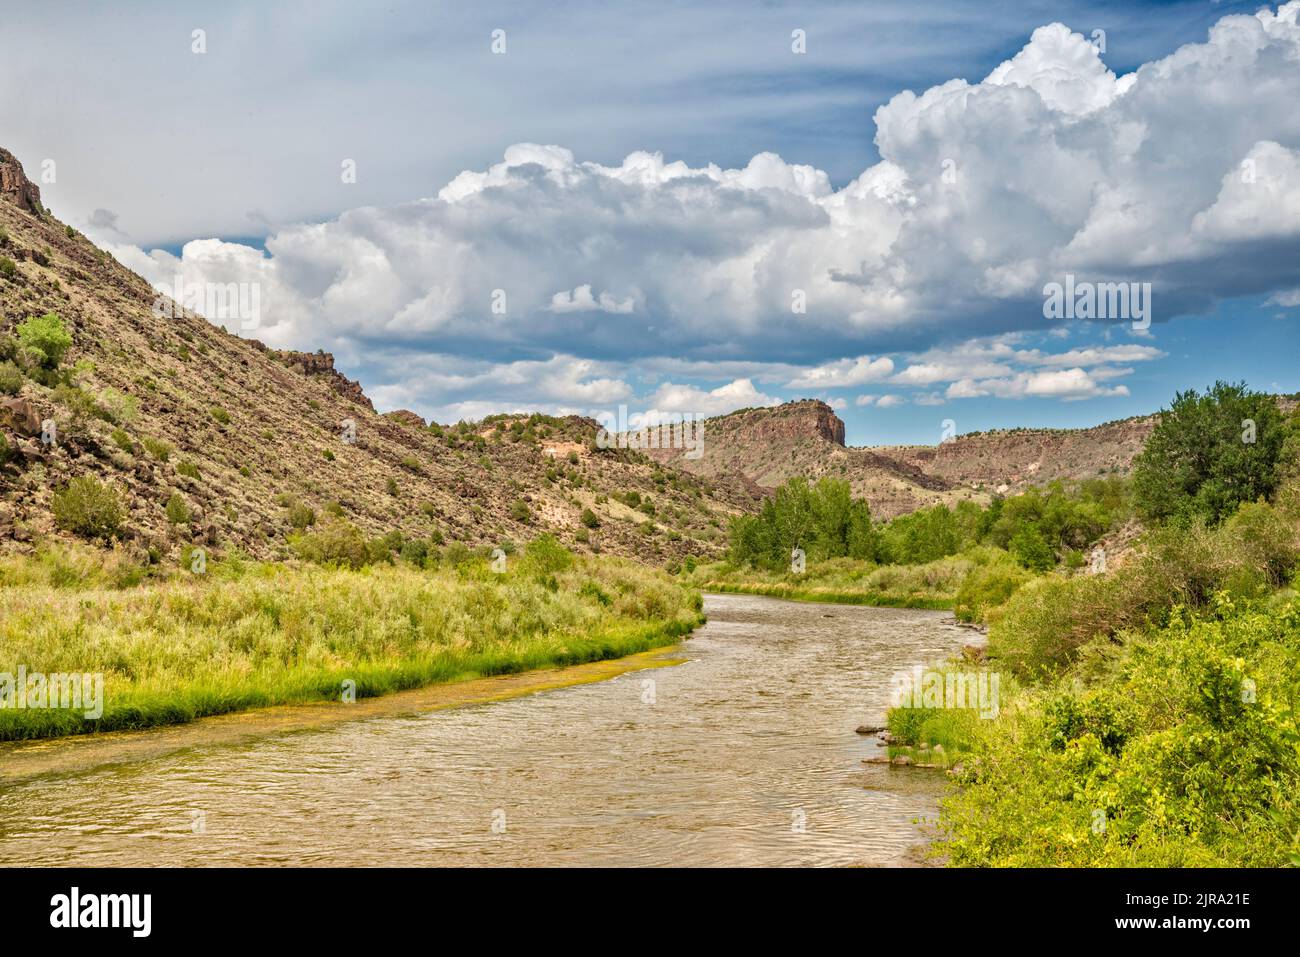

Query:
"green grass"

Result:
[[0, 546, 703, 741], [689, 551, 1012, 611], [702, 580, 953, 610]]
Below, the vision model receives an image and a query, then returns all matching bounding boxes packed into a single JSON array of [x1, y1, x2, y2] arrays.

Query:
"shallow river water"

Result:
[[0, 593, 971, 866]]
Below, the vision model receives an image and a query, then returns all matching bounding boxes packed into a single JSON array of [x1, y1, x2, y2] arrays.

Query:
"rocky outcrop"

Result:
[[384, 409, 426, 429], [0, 149, 41, 214], [271, 349, 374, 411]]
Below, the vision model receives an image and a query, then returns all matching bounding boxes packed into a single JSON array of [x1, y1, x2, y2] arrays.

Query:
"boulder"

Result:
[[0, 396, 41, 437]]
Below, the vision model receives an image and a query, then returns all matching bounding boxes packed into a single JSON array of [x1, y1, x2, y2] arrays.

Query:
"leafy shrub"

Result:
[[954, 555, 1032, 623], [287, 501, 316, 530], [510, 499, 532, 523], [290, 520, 370, 569], [0, 257, 16, 279], [0, 360, 22, 395], [941, 597, 1300, 866], [176, 460, 200, 479], [1009, 525, 1054, 571], [165, 492, 191, 525], [110, 429, 134, 454], [16, 313, 72, 368], [520, 534, 574, 577], [580, 507, 600, 529], [52, 476, 124, 538], [142, 437, 172, 461], [210, 406, 231, 425]]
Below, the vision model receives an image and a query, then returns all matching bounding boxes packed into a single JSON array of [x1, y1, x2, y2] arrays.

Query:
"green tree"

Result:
[[1133, 382, 1285, 525]]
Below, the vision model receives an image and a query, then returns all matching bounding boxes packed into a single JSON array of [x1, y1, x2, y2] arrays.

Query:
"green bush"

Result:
[[0, 257, 16, 279], [940, 596, 1300, 866], [510, 498, 532, 523], [1009, 525, 1054, 571], [580, 507, 600, 529], [0, 360, 22, 395], [210, 406, 231, 425], [287, 501, 316, 530], [290, 519, 370, 569], [16, 312, 72, 369], [520, 534, 574, 577], [165, 492, 191, 525], [954, 555, 1032, 623], [52, 476, 124, 538], [142, 437, 172, 462], [110, 428, 134, 454]]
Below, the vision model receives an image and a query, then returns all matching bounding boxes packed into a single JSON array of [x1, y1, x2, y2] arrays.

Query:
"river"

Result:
[[0, 593, 972, 867]]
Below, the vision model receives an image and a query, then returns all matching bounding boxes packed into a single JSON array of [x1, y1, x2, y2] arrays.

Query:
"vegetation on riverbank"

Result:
[[0, 535, 702, 741], [696, 472, 1130, 612], [932, 383, 1300, 866]]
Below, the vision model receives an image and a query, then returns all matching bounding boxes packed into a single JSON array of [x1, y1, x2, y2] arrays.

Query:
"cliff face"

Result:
[[0, 149, 41, 214], [646, 398, 1161, 519]]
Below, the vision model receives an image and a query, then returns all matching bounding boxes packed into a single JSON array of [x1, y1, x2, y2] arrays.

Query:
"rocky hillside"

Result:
[[0, 148, 756, 566], [647, 399, 1161, 519]]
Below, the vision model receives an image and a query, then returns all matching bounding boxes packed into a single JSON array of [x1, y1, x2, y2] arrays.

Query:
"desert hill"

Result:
[[646, 399, 1158, 519], [0, 148, 755, 565]]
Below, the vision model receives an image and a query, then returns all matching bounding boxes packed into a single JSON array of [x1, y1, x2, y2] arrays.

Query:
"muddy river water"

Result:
[[0, 593, 972, 866]]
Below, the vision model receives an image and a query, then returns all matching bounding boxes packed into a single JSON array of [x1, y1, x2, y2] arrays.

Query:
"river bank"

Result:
[[0, 541, 702, 741]]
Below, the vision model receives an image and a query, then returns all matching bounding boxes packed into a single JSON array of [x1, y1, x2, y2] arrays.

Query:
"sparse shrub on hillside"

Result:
[[386, 477, 399, 496], [210, 406, 231, 425], [0, 257, 16, 280], [400, 455, 422, 473], [0, 433, 10, 465], [323, 449, 335, 461], [52, 476, 124, 539], [110, 429, 134, 454], [176, 460, 200, 480], [581, 507, 600, 529], [510, 498, 531, 523], [165, 492, 191, 525], [16, 312, 71, 369], [142, 437, 172, 462], [0, 360, 22, 395], [287, 501, 316, 530], [97, 389, 138, 426]]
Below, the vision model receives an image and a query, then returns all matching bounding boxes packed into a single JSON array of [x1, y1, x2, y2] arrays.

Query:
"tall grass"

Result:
[[691, 548, 1020, 610], [0, 548, 703, 740]]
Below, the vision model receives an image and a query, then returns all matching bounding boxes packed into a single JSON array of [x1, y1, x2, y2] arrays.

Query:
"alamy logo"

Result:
[[50, 887, 151, 937], [0, 668, 103, 719], [1042, 273, 1152, 330], [594, 405, 705, 459], [152, 274, 261, 330], [890, 665, 1000, 719]]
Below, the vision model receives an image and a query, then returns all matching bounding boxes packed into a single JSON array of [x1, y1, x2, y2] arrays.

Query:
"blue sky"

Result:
[[4, 0, 1298, 443]]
